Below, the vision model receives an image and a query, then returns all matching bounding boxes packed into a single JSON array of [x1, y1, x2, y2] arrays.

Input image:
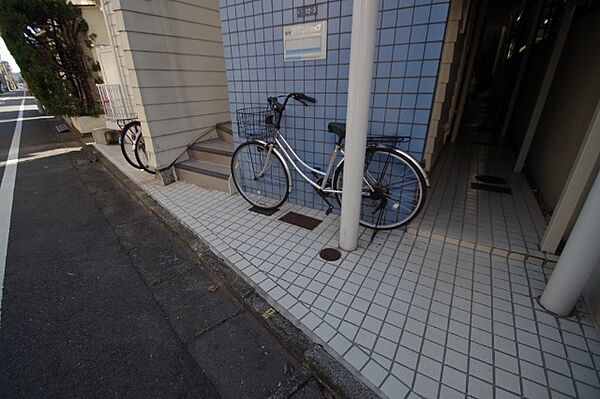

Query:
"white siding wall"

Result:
[[107, 0, 230, 168], [102, 0, 137, 107]]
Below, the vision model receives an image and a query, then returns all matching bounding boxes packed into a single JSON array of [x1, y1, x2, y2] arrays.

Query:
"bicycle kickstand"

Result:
[[316, 189, 334, 216], [370, 230, 379, 244], [369, 199, 387, 243]]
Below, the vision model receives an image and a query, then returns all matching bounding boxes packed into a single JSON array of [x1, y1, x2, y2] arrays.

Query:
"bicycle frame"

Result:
[[274, 130, 342, 194], [255, 92, 429, 200], [258, 128, 386, 197]]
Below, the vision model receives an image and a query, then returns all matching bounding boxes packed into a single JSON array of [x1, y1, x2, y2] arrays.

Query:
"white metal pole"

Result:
[[540, 98, 600, 253], [339, 0, 380, 251], [540, 170, 600, 316]]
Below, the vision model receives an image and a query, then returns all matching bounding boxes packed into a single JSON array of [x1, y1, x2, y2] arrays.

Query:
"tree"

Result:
[[0, 0, 101, 116]]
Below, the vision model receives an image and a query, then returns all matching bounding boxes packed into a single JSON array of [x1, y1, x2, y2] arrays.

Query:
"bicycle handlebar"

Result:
[[267, 93, 316, 129], [268, 92, 316, 110], [295, 93, 316, 104]]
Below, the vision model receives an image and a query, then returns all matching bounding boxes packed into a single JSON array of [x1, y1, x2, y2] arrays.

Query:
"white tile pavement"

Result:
[[95, 142, 600, 399], [410, 136, 548, 259]]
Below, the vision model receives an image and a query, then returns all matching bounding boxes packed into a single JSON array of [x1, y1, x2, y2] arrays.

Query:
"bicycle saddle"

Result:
[[328, 122, 346, 140]]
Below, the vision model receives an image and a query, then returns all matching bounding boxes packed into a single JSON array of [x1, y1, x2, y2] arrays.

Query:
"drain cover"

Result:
[[55, 123, 70, 133], [320, 248, 341, 261], [475, 175, 507, 185]]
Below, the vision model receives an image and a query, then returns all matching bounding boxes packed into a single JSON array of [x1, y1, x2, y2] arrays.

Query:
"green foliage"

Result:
[[0, 0, 101, 116]]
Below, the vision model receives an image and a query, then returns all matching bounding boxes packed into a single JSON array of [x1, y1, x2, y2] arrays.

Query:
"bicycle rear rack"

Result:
[[367, 135, 411, 147]]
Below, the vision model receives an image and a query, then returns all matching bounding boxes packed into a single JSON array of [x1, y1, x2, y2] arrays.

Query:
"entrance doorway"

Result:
[[423, 0, 600, 255]]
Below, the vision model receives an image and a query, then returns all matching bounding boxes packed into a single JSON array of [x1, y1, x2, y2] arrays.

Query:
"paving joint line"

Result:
[[408, 226, 556, 267], [186, 309, 244, 344], [266, 367, 313, 399]]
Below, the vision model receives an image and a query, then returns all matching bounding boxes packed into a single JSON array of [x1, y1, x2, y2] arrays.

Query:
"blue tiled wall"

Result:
[[219, 0, 449, 210]]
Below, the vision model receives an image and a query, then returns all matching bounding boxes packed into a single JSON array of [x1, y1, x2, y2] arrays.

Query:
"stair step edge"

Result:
[[175, 160, 230, 179], [189, 140, 233, 156]]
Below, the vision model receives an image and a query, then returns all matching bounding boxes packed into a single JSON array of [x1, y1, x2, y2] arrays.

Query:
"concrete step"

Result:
[[217, 122, 233, 145], [175, 159, 231, 193], [189, 139, 233, 166]]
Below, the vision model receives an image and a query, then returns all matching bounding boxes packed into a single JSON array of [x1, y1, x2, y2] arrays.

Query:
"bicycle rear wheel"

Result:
[[120, 121, 142, 169], [333, 147, 427, 230], [134, 132, 156, 174], [231, 141, 290, 210]]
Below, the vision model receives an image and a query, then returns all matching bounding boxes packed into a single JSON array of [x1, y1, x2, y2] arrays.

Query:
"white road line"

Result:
[[0, 97, 25, 324]]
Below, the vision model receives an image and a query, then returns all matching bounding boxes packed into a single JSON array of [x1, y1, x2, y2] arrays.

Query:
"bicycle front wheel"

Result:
[[231, 141, 291, 210], [134, 132, 156, 174], [333, 147, 427, 230], [120, 121, 142, 169]]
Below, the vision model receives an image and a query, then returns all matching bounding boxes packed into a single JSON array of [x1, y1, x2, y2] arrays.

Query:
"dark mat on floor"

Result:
[[471, 182, 512, 194], [279, 211, 322, 230], [475, 175, 507, 185]]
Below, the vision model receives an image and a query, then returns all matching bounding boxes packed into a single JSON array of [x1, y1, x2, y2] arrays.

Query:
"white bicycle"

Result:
[[118, 119, 154, 174], [231, 93, 430, 230]]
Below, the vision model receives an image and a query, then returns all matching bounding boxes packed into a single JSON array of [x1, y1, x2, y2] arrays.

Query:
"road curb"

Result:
[[87, 144, 380, 399]]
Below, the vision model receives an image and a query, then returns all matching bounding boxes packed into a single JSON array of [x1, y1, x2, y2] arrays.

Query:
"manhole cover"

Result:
[[320, 248, 341, 262], [475, 175, 507, 185]]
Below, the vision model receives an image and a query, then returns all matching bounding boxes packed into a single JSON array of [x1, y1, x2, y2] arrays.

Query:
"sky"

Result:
[[0, 35, 21, 73]]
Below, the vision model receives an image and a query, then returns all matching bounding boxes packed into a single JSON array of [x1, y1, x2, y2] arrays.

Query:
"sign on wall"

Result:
[[296, 5, 318, 18], [283, 21, 327, 62]]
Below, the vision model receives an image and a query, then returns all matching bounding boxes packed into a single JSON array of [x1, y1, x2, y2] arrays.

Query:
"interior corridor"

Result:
[[412, 95, 549, 259]]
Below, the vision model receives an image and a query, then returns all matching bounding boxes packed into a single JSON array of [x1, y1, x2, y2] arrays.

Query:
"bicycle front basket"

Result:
[[236, 107, 275, 141]]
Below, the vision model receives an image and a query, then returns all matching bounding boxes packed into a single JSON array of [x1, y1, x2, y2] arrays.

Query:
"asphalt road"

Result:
[[0, 91, 325, 398]]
